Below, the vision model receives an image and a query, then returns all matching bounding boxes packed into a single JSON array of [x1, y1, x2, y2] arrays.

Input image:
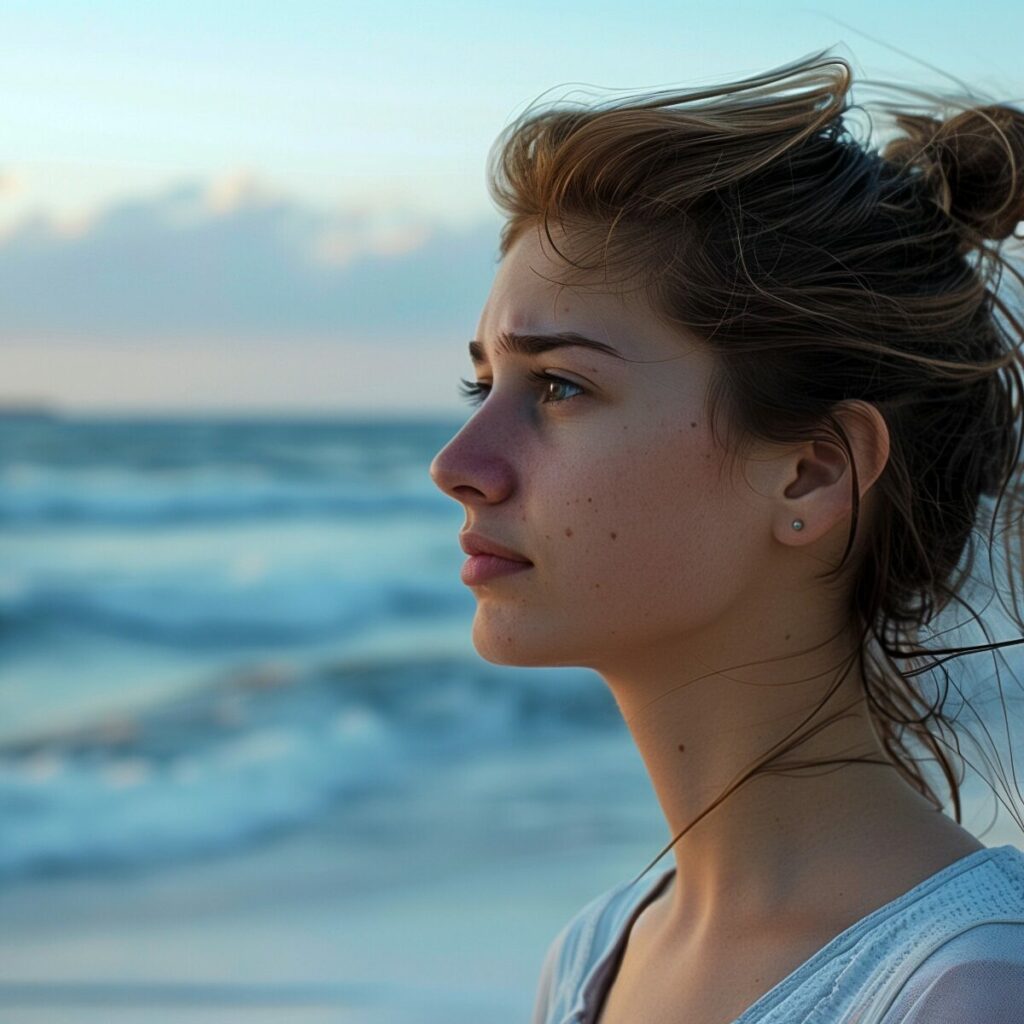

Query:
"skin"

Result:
[[429, 221, 984, 1022]]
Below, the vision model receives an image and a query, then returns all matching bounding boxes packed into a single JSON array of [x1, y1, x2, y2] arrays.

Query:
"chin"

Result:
[[470, 621, 588, 670]]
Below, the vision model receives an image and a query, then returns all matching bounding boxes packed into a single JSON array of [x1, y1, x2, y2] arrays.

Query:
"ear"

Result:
[[775, 400, 890, 547]]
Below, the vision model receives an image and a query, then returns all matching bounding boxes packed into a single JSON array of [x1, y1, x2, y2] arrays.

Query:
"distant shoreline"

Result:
[[0, 402, 61, 420]]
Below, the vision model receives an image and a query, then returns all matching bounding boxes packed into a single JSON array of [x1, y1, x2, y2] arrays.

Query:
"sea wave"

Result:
[[0, 652, 617, 882]]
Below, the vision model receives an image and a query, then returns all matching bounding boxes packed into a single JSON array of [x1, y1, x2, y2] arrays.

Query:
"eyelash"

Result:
[[457, 370, 586, 408]]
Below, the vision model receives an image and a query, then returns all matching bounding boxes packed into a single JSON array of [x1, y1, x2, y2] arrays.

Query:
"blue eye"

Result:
[[457, 370, 586, 408]]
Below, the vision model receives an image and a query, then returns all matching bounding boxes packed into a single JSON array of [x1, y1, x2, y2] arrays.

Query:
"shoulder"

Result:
[[881, 921, 1024, 1024]]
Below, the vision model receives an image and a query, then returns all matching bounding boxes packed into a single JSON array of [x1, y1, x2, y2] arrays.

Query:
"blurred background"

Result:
[[1, 2, 1023, 1022]]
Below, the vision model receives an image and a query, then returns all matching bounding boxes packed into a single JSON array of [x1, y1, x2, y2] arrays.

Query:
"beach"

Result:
[[0, 729, 667, 1024]]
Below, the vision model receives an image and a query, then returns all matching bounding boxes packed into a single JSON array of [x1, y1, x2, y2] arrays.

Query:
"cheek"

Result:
[[538, 431, 733, 600]]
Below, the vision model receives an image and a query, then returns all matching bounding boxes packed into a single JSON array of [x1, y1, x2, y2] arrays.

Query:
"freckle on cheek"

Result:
[[610, 531, 617, 540], [564, 527, 573, 537]]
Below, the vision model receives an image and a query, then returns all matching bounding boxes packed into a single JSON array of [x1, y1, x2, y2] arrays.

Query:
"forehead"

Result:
[[476, 224, 697, 366], [481, 226, 623, 324]]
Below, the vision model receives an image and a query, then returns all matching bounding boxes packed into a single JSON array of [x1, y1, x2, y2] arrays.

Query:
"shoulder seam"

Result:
[[989, 845, 1024, 893]]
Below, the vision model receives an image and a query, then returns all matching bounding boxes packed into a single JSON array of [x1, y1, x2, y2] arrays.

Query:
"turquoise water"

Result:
[[0, 413, 634, 881], [0, 411, 1018, 1022]]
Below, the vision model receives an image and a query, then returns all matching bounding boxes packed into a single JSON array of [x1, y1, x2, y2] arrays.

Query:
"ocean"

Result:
[[0, 412, 1019, 1023], [0, 412, 666, 1023]]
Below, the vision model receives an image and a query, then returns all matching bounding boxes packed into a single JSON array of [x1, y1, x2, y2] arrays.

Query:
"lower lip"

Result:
[[460, 554, 534, 585]]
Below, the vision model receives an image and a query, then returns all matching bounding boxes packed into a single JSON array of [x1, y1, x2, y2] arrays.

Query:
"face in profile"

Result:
[[429, 222, 788, 676]]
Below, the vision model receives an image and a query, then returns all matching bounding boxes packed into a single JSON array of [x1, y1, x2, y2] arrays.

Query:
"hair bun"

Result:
[[883, 104, 1024, 246]]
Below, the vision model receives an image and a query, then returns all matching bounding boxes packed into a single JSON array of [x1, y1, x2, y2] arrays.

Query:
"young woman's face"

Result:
[[429, 224, 779, 673]]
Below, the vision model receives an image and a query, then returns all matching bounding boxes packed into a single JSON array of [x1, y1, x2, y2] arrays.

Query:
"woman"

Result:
[[429, 49, 1024, 1023]]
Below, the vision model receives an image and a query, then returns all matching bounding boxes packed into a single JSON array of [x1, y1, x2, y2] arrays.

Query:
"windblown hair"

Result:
[[484, 48, 1024, 877]]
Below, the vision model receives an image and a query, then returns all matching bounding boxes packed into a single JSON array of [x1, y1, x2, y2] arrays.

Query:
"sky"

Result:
[[1, 0, 1022, 415]]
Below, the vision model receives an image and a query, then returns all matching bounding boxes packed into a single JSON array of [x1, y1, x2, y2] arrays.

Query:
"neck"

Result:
[[596, 613, 945, 940]]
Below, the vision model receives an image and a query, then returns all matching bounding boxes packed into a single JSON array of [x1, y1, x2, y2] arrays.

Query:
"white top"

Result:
[[530, 843, 1024, 1024]]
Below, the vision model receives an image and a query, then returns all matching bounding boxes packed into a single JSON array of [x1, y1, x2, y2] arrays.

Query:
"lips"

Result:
[[458, 531, 532, 564]]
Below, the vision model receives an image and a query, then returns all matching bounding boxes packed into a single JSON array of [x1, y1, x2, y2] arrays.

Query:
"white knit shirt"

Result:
[[530, 843, 1024, 1024]]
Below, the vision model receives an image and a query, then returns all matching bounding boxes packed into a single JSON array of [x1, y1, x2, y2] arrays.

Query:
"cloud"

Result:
[[0, 175, 502, 343], [203, 171, 279, 216], [0, 171, 23, 197]]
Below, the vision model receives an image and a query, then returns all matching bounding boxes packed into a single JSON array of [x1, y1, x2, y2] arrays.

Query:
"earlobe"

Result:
[[780, 401, 891, 545], [777, 437, 855, 545]]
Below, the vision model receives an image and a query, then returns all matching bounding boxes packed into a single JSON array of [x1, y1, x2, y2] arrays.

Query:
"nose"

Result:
[[428, 447, 455, 493], [428, 430, 516, 507]]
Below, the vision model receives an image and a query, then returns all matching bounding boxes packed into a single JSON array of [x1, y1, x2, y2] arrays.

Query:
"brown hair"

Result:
[[484, 48, 1024, 879]]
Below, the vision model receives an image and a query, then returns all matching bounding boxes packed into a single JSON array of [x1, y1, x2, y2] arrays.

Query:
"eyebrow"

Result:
[[468, 330, 625, 366]]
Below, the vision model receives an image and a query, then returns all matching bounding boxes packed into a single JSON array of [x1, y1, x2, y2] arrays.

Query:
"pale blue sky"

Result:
[[1, 1, 1021, 414]]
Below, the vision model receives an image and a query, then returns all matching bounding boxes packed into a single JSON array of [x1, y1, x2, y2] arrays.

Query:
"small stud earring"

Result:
[[791, 519, 804, 531]]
